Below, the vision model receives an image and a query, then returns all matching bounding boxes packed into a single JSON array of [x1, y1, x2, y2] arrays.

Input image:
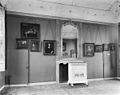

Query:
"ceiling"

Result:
[[0, 0, 120, 11], [38, 0, 119, 10]]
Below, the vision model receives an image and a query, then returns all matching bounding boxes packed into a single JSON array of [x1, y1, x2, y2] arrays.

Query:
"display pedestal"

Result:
[[56, 58, 88, 86]]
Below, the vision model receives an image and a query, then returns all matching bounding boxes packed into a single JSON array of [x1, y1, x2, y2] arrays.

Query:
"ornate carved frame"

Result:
[[61, 21, 80, 58]]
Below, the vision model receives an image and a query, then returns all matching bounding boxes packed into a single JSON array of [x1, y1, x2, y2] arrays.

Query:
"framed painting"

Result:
[[95, 45, 103, 52], [103, 44, 109, 51], [30, 39, 41, 52], [43, 40, 56, 55], [109, 43, 116, 51], [83, 43, 94, 57], [16, 38, 28, 49], [21, 23, 40, 39]]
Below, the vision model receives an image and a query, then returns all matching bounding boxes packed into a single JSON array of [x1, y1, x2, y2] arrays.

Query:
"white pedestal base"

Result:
[[56, 58, 88, 86]]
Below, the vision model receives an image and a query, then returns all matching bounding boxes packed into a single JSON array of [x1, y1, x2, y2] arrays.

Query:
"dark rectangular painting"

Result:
[[30, 39, 41, 52], [109, 43, 116, 51], [103, 44, 109, 51], [83, 43, 94, 57], [43, 40, 56, 55], [95, 45, 103, 52], [21, 23, 40, 39], [16, 38, 28, 49]]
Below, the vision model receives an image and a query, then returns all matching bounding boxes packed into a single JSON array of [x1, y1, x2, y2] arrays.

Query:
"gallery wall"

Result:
[[6, 14, 56, 84], [81, 23, 117, 78], [6, 14, 118, 84]]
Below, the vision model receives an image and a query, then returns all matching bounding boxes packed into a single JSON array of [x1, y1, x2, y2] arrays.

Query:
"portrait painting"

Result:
[[30, 39, 41, 52], [83, 43, 94, 57], [43, 40, 56, 55]]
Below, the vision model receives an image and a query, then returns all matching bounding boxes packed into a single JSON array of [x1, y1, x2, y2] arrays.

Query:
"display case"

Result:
[[68, 61, 88, 86], [56, 59, 88, 86]]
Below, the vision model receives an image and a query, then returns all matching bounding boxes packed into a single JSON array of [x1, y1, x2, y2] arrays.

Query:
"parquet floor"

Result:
[[1, 79, 120, 95]]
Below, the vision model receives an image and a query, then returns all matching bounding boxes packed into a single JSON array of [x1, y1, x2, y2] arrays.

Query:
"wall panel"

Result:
[[82, 23, 117, 78], [30, 20, 56, 83], [6, 14, 118, 84], [7, 15, 29, 84], [7, 15, 56, 84]]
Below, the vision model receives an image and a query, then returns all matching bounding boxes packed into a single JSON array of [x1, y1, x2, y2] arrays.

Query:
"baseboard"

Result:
[[4, 78, 117, 87], [116, 77, 120, 80], [104, 77, 115, 80], [5, 81, 56, 87], [5, 84, 28, 87], [28, 81, 56, 86], [88, 78, 103, 82], [88, 77, 115, 82], [0, 85, 5, 92]]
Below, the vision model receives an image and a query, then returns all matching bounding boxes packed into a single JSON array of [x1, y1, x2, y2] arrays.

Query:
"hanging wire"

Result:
[[44, 20, 55, 40], [83, 25, 88, 43], [88, 25, 93, 43], [44, 20, 49, 40], [84, 24, 92, 43], [98, 26, 103, 44], [95, 26, 102, 44]]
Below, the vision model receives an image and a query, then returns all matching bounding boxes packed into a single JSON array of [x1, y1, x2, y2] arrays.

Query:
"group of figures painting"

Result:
[[83, 43, 116, 57], [16, 23, 56, 55]]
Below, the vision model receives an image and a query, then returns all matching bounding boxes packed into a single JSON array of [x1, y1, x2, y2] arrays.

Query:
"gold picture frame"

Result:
[[83, 43, 94, 57], [21, 23, 40, 39], [43, 40, 56, 55]]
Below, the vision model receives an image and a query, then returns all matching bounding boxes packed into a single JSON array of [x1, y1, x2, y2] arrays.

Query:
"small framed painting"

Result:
[[103, 44, 109, 51], [83, 43, 94, 57], [30, 39, 41, 52], [95, 45, 103, 52], [16, 38, 28, 49], [43, 40, 56, 55], [21, 23, 40, 39], [109, 43, 116, 51]]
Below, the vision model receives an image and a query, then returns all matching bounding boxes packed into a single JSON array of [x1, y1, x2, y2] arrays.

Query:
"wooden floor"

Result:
[[1, 79, 120, 95]]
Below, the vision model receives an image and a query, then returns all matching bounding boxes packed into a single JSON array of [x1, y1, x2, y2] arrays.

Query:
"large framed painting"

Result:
[[21, 23, 40, 39], [83, 43, 94, 57], [16, 38, 28, 49], [30, 39, 41, 52], [43, 40, 56, 55], [95, 45, 103, 52]]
